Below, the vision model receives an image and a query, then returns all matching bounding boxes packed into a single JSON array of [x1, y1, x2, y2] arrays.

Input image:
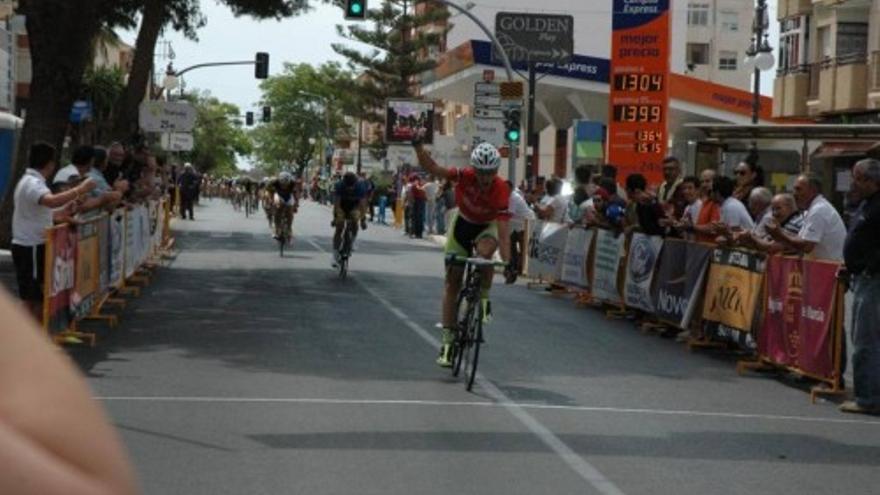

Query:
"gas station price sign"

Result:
[[607, 0, 670, 183]]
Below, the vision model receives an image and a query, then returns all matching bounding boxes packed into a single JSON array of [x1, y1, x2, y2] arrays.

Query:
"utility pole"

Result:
[[526, 61, 537, 187]]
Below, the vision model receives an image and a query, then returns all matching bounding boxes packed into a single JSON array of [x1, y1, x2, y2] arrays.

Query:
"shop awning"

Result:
[[811, 141, 877, 159], [685, 123, 880, 141]]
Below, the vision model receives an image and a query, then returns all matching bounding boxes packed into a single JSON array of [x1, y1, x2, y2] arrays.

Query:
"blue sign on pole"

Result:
[[473, 40, 610, 83], [69, 100, 93, 124]]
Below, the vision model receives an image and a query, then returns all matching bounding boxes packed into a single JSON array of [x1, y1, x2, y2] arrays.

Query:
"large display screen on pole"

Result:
[[607, 0, 670, 184], [384, 99, 435, 145]]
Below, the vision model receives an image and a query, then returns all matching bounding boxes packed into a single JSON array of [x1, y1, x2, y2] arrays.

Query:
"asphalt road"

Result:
[[75, 198, 880, 495]]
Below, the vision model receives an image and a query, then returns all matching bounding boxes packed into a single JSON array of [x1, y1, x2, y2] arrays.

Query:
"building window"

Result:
[[720, 11, 739, 32], [719, 51, 737, 70], [836, 23, 868, 64], [687, 43, 710, 65], [687, 3, 709, 27], [778, 15, 809, 74]]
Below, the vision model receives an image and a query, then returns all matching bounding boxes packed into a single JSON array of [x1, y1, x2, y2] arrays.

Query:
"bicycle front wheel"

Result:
[[451, 293, 468, 377], [464, 310, 482, 391]]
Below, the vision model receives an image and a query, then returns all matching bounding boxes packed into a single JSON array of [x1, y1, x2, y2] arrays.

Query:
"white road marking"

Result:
[[301, 234, 626, 495], [94, 398, 880, 427]]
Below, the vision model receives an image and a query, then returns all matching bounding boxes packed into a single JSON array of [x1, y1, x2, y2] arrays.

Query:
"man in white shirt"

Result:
[[747, 187, 773, 238], [533, 177, 568, 223], [714, 175, 754, 231], [11, 142, 95, 321], [52, 145, 122, 216], [506, 181, 536, 273], [672, 176, 701, 240], [767, 173, 847, 261]]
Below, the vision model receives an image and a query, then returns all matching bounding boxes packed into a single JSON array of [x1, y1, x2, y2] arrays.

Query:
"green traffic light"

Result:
[[507, 129, 520, 142], [350, 2, 362, 14]]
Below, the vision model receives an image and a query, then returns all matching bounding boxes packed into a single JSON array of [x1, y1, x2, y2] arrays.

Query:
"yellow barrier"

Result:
[[40, 197, 174, 346]]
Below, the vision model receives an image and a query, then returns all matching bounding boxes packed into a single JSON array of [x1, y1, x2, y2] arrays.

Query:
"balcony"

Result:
[[872, 51, 880, 92], [773, 64, 812, 118], [806, 54, 868, 114]]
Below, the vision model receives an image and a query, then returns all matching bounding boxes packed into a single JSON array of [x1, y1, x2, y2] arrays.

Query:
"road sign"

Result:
[[495, 12, 574, 64], [138, 101, 197, 133], [499, 81, 524, 99], [472, 118, 506, 148], [69, 100, 92, 124], [160, 132, 194, 151], [386, 145, 417, 166]]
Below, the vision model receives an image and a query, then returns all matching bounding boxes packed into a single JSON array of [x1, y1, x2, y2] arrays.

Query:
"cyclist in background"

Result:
[[261, 177, 274, 229], [269, 171, 299, 243], [412, 138, 517, 367], [332, 171, 368, 267]]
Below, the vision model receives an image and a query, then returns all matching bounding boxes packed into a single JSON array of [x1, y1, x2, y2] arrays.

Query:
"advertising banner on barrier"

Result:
[[110, 209, 125, 288], [124, 209, 138, 279], [623, 233, 664, 312], [652, 239, 712, 328], [139, 205, 150, 266], [45, 227, 76, 333], [97, 215, 110, 293], [759, 257, 839, 379], [702, 248, 766, 348], [71, 219, 100, 319], [592, 229, 624, 304], [561, 228, 595, 288], [150, 201, 162, 254], [527, 221, 568, 281]]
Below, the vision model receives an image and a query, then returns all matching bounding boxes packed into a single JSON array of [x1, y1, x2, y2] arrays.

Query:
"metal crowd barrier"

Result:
[[42, 199, 175, 346], [523, 219, 846, 402]]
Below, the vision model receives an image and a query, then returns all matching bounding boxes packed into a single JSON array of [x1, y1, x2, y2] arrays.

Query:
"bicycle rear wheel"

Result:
[[338, 256, 348, 279], [278, 235, 285, 257]]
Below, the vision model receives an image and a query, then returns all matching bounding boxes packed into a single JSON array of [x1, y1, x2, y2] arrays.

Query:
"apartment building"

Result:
[[685, 0, 756, 91], [773, 0, 880, 120], [7, 14, 134, 115]]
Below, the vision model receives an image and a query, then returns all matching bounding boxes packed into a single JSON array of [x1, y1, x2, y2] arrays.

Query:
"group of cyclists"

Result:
[[207, 170, 370, 266], [207, 135, 515, 371]]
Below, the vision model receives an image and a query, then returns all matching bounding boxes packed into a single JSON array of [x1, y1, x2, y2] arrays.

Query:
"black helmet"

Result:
[[342, 171, 358, 187]]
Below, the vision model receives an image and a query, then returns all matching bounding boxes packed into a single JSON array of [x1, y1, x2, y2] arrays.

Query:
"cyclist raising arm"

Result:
[[412, 137, 516, 367]]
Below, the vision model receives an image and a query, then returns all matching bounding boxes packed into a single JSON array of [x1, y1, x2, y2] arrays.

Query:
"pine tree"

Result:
[[332, 0, 449, 156]]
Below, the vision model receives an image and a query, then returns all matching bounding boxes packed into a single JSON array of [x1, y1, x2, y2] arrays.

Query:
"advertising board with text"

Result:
[[607, 0, 670, 184]]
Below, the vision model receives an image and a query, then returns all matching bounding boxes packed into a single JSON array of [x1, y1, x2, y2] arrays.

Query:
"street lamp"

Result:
[[743, 0, 775, 162], [744, 0, 774, 124]]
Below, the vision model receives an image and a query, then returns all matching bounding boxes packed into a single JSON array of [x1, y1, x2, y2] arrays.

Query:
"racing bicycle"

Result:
[[449, 255, 506, 391]]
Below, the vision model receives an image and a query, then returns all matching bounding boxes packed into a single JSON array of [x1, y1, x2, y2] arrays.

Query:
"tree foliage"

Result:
[[252, 62, 356, 175], [332, 0, 448, 117], [179, 91, 252, 176], [80, 66, 127, 143]]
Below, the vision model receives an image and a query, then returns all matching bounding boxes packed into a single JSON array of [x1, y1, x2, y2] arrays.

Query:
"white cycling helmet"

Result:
[[279, 171, 293, 183], [470, 142, 501, 171]]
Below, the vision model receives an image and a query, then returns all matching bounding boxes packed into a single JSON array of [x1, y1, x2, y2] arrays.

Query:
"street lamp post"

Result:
[[744, 0, 775, 161]]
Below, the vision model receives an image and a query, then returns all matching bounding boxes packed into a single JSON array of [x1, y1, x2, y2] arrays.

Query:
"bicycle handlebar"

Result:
[[448, 255, 508, 268]]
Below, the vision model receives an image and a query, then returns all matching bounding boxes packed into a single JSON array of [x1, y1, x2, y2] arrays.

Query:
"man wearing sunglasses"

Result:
[[413, 137, 517, 367]]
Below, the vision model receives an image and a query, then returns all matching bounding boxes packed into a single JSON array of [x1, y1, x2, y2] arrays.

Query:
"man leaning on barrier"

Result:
[[840, 158, 880, 415]]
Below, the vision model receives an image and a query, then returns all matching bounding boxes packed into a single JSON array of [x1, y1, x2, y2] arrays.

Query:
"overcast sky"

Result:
[[120, 1, 778, 113], [120, 1, 778, 168]]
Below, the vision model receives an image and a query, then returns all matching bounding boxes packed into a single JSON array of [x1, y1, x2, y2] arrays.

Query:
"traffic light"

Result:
[[255, 52, 269, 79], [262, 106, 271, 123], [504, 107, 522, 143], [245, 111, 254, 126], [344, 0, 367, 20]]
